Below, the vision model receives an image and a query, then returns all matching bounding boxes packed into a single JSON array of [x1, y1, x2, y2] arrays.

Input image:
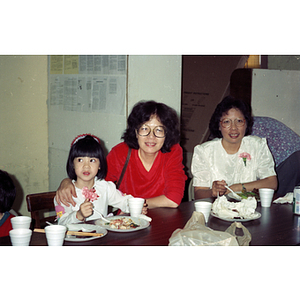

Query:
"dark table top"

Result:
[[1, 201, 300, 246]]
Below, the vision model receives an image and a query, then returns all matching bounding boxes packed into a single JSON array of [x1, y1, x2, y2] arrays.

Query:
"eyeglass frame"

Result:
[[220, 118, 246, 128], [136, 124, 167, 138]]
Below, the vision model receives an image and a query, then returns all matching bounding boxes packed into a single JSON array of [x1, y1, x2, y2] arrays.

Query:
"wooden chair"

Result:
[[26, 191, 57, 228]]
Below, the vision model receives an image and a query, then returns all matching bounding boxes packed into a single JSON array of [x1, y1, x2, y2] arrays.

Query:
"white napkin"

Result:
[[212, 195, 257, 219], [273, 192, 293, 204]]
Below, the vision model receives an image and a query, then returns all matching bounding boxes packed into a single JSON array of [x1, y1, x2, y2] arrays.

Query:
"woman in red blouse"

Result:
[[56, 100, 187, 209]]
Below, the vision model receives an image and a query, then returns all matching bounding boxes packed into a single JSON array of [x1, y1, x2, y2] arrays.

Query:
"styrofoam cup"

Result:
[[11, 216, 32, 229], [129, 198, 144, 217], [45, 225, 67, 246], [259, 188, 274, 207], [194, 201, 212, 223], [9, 228, 32, 246]]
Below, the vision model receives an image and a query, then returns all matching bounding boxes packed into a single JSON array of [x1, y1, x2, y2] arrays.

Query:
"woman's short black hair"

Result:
[[209, 95, 253, 138], [66, 135, 107, 180], [122, 100, 180, 153], [0, 170, 16, 213]]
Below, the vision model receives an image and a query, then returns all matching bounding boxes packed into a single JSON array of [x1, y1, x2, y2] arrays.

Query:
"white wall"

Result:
[[251, 69, 300, 135], [0, 55, 48, 216], [127, 55, 182, 115]]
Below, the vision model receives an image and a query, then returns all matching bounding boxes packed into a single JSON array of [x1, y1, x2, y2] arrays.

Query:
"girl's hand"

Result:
[[211, 180, 227, 197], [76, 199, 93, 221], [142, 206, 148, 215], [142, 200, 148, 215]]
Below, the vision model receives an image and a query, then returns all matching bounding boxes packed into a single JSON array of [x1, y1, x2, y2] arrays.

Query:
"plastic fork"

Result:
[[93, 208, 111, 223], [225, 185, 242, 200]]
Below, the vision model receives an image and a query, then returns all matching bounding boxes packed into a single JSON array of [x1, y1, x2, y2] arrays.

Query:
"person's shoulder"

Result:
[[8, 212, 14, 220], [95, 178, 110, 188], [3, 212, 14, 223], [244, 135, 267, 147], [170, 143, 183, 153], [110, 142, 128, 152], [108, 142, 130, 159], [244, 135, 263, 142], [195, 138, 221, 150]]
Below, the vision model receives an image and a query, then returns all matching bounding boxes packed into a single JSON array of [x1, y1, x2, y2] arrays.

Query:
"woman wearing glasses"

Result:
[[191, 96, 277, 200], [56, 100, 187, 209]]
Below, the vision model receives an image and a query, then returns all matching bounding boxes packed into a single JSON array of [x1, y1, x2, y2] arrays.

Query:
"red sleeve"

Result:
[[163, 144, 187, 205]]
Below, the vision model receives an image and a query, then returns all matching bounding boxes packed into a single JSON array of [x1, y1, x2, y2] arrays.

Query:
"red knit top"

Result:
[[106, 142, 187, 205]]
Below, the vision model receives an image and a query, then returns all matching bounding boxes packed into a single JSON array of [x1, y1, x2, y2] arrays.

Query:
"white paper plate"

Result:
[[65, 224, 107, 242], [95, 216, 150, 232], [210, 211, 261, 222]]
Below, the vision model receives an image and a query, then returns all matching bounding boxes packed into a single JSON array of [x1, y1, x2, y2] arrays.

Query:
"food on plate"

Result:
[[236, 189, 260, 200], [212, 195, 259, 219], [105, 217, 140, 230]]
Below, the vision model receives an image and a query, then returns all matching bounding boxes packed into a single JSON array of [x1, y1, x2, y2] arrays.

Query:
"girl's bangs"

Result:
[[73, 142, 100, 159]]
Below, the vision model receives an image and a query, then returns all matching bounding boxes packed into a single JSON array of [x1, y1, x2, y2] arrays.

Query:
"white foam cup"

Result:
[[194, 201, 212, 223], [9, 228, 32, 246], [259, 188, 274, 207], [45, 225, 67, 246], [11, 216, 32, 229], [128, 198, 144, 217]]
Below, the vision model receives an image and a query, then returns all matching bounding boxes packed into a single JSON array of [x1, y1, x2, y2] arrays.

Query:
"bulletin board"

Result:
[[48, 55, 127, 190]]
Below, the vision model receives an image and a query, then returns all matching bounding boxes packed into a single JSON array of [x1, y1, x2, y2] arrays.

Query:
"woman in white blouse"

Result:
[[191, 96, 278, 200]]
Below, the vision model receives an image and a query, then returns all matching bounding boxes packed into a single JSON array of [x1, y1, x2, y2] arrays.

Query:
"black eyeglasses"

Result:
[[137, 125, 166, 138]]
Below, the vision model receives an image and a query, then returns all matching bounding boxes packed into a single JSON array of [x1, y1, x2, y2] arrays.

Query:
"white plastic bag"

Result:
[[225, 221, 252, 246], [168, 211, 239, 246]]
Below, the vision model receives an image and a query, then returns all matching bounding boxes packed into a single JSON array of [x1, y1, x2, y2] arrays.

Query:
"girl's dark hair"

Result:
[[122, 100, 180, 153], [0, 170, 16, 213], [66, 135, 107, 180], [209, 95, 253, 138]]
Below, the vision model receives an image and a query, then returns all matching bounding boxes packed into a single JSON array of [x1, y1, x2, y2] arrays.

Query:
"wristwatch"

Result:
[[242, 183, 247, 192]]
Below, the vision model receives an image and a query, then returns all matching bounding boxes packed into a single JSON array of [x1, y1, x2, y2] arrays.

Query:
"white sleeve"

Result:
[[256, 138, 277, 179], [54, 196, 81, 225], [106, 181, 132, 213], [191, 144, 212, 188]]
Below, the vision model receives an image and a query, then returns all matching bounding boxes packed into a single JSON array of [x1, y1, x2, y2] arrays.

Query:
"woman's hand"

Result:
[[211, 180, 227, 197], [56, 178, 77, 207], [76, 199, 93, 221], [142, 202, 148, 215]]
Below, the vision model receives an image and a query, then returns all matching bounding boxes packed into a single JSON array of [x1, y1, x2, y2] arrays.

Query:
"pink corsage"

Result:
[[82, 186, 99, 202], [239, 152, 251, 167]]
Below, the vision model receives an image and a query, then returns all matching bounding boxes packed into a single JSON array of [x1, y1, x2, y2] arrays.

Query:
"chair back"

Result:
[[26, 191, 56, 228]]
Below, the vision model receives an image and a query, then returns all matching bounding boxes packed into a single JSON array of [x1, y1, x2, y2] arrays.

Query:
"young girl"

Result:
[[54, 134, 145, 225]]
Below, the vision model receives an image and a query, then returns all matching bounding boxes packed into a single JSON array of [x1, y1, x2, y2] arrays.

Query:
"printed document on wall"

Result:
[[49, 55, 126, 115]]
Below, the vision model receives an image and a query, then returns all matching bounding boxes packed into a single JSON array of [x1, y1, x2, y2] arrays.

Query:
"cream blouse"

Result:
[[191, 135, 276, 188]]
